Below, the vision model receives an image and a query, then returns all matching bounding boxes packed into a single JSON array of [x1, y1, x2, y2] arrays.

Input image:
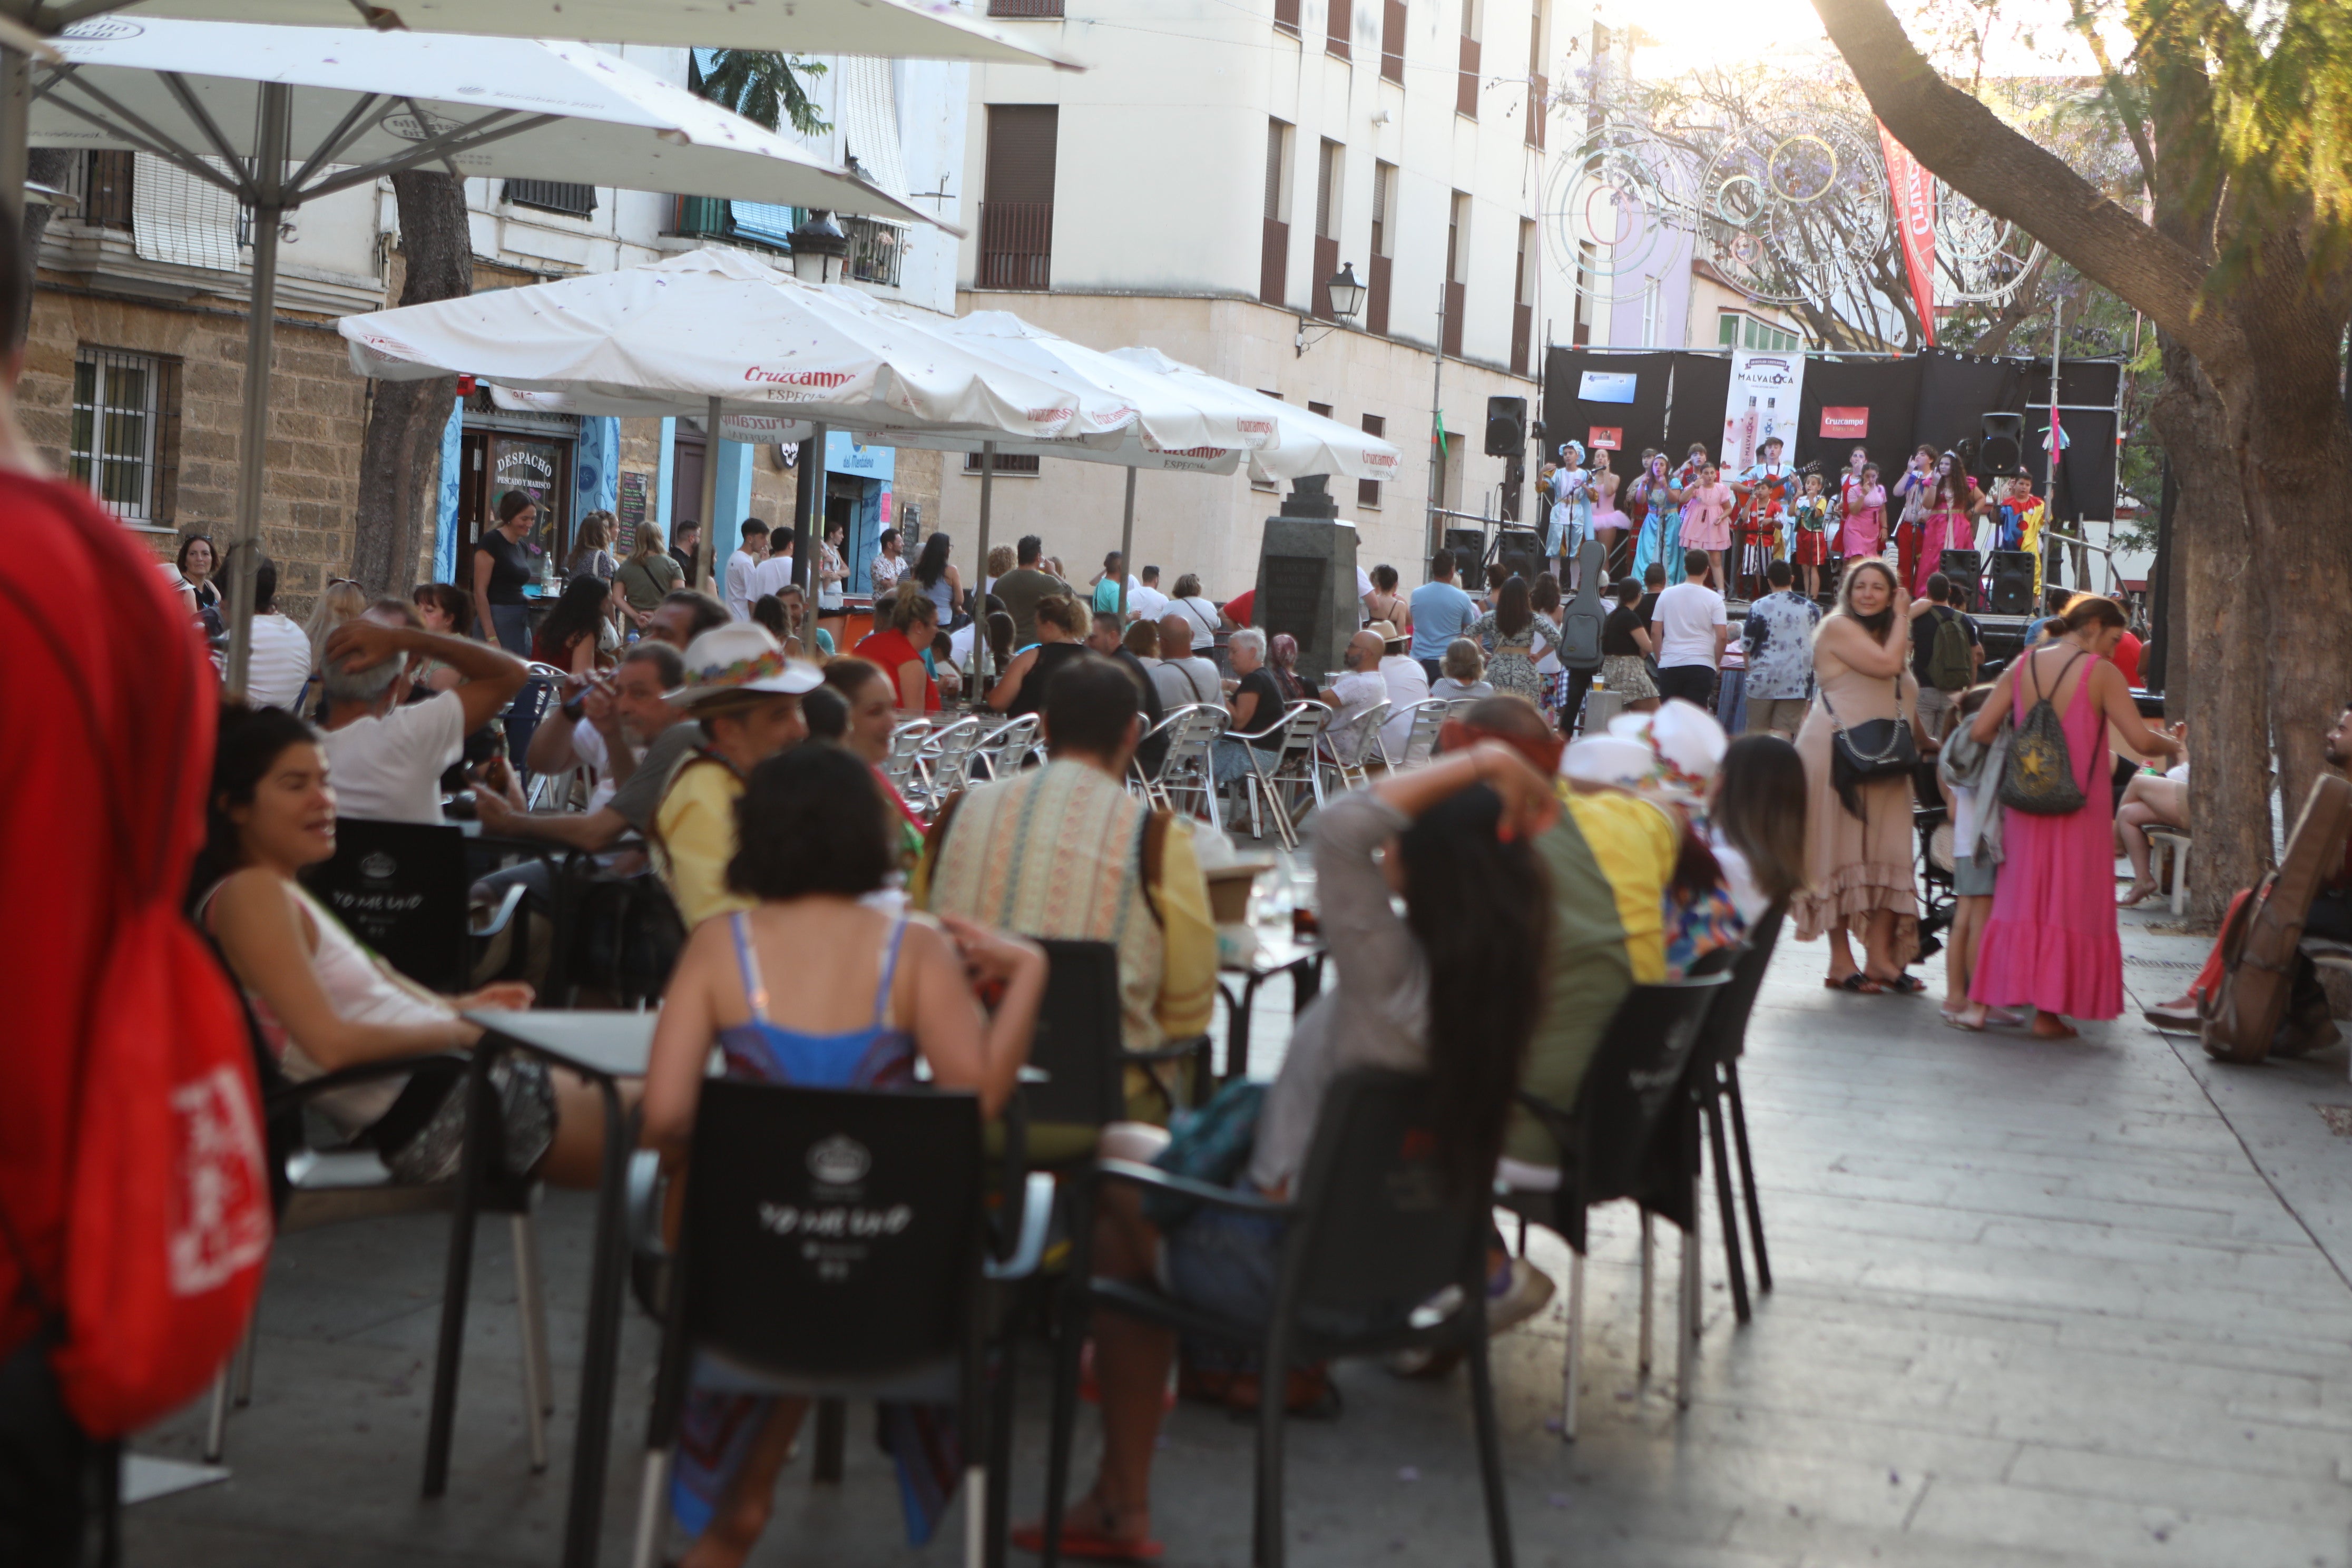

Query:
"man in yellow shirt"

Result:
[[650, 622, 822, 929]]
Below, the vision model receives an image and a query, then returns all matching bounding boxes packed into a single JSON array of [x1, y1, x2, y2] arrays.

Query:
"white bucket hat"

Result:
[[668, 622, 823, 711]]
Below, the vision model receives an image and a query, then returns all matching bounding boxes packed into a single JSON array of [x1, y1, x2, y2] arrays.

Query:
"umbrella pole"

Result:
[[0, 46, 26, 223], [223, 82, 291, 701], [697, 395, 723, 598], [968, 439, 994, 710], [1117, 464, 1136, 621]]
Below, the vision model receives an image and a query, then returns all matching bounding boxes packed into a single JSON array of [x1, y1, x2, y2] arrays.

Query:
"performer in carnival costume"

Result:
[[1589, 447, 1630, 582], [1731, 436, 1798, 600], [1789, 469, 1832, 602], [1993, 476, 2047, 599], [1630, 450, 1680, 583], [1892, 445, 1937, 593], [1548, 441, 1593, 581]]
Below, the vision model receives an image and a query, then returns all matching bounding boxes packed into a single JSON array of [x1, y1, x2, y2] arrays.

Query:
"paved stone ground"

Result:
[[123, 890, 2352, 1567]]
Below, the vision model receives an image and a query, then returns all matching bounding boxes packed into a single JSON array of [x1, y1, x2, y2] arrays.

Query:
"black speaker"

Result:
[[1988, 550, 2036, 614], [1443, 528, 1488, 573], [1497, 528, 1543, 571], [1980, 413, 2025, 476], [1937, 548, 1983, 608], [1485, 395, 1527, 457]]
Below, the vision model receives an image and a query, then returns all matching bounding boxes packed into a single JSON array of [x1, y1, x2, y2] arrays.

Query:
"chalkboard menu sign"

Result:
[[616, 470, 649, 553], [1260, 555, 1328, 642]]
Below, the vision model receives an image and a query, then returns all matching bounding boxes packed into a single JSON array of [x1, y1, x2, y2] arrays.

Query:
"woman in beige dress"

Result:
[[1795, 557, 1923, 993]]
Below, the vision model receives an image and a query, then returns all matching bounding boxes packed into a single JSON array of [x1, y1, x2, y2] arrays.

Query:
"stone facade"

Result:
[[25, 279, 369, 619]]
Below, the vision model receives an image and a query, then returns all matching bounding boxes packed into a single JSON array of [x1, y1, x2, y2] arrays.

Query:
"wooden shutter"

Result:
[[985, 105, 1059, 203]]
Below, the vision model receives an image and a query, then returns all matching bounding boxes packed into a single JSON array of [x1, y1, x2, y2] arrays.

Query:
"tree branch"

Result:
[[1809, 0, 2228, 368]]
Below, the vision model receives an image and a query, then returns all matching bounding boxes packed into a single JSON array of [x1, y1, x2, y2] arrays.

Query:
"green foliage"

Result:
[[693, 50, 830, 138]]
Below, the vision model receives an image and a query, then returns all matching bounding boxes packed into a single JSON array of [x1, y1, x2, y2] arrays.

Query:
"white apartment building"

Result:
[[31, 42, 965, 608], [946, 0, 1585, 597]]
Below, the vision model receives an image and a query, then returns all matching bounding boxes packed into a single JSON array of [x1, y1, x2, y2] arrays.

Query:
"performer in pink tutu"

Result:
[[1679, 462, 1736, 590]]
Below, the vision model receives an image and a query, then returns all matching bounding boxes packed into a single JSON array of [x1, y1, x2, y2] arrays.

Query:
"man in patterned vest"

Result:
[[914, 652, 1216, 1114]]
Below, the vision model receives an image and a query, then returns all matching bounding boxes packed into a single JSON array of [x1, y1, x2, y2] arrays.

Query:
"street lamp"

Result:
[[789, 210, 850, 284], [1295, 261, 1367, 356]]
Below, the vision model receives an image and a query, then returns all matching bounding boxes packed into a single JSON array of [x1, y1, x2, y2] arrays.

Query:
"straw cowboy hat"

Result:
[[1367, 619, 1409, 653], [668, 622, 822, 712]]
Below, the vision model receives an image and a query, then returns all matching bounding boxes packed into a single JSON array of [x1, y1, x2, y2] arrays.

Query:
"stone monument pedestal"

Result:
[[1250, 476, 1359, 684]]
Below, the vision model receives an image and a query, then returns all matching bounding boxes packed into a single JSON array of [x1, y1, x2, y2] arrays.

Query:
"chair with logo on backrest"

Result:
[[1496, 973, 1728, 1439], [1040, 1069, 1513, 1568], [1025, 940, 1212, 1154], [1317, 700, 1390, 798], [302, 817, 527, 995], [628, 1081, 1053, 1568]]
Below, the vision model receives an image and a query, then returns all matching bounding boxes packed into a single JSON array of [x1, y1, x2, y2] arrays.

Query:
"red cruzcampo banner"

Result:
[[1587, 426, 1622, 451], [1878, 122, 1938, 348], [1820, 406, 1869, 439]]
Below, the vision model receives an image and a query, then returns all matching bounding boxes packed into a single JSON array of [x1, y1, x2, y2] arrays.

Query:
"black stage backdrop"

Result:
[[1543, 348, 2122, 521]]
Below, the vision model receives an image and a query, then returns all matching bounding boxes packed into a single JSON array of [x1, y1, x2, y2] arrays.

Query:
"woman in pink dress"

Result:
[[1839, 464, 1887, 560], [1679, 461, 1736, 590], [1959, 595, 2184, 1037], [1913, 471, 1976, 600]]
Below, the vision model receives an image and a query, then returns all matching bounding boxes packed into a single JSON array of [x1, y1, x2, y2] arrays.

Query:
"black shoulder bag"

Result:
[[1820, 675, 1918, 820]]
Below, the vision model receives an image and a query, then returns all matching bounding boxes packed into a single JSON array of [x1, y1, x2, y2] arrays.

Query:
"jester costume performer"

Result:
[[1548, 440, 1593, 570], [1731, 456, 1796, 600]]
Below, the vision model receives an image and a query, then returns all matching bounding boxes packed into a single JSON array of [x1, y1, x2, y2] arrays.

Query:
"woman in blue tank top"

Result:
[[642, 742, 1046, 1568]]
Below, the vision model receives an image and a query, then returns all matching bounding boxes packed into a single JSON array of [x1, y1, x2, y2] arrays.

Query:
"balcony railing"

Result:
[[1457, 35, 1481, 117], [506, 179, 596, 218], [1275, 0, 1299, 34], [1381, 0, 1406, 81], [845, 216, 903, 288], [977, 200, 1053, 290], [1326, 0, 1350, 58], [988, 0, 1063, 13]]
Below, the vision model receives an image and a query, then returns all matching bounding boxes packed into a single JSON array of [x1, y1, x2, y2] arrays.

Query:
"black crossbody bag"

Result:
[[1820, 676, 1918, 818]]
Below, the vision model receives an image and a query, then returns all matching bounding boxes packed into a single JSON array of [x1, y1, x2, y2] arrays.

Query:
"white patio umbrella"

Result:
[[1108, 345, 1405, 485], [33, 18, 940, 692], [344, 251, 1154, 647]]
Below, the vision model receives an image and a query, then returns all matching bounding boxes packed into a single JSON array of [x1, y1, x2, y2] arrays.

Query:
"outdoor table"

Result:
[[1217, 933, 1325, 1082], [424, 1009, 655, 1568]]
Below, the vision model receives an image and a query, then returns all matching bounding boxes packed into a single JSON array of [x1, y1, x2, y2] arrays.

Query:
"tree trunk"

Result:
[[349, 171, 472, 596], [2150, 337, 2267, 923]]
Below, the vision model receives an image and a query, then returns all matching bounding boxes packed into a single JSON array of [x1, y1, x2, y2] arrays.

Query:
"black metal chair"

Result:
[[200, 944, 552, 1471], [1498, 973, 1728, 1439], [629, 1081, 1052, 1568], [1673, 901, 1787, 1325], [1041, 1069, 1514, 1568]]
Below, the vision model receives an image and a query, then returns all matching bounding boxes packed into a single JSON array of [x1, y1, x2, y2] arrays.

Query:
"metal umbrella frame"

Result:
[[31, 19, 943, 692]]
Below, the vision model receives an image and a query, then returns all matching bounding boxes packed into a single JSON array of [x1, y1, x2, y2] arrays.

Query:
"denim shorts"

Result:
[[1953, 851, 1996, 899], [1162, 1204, 1286, 1327]]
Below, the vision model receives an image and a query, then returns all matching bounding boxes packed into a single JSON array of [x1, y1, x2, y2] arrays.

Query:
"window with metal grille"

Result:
[[979, 105, 1057, 290], [1381, 0, 1406, 80], [79, 151, 134, 230], [1326, 0, 1350, 58], [1367, 161, 1395, 335], [72, 348, 164, 522], [963, 449, 1042, 474], [504, 180, 597, 218], [1358, 414, 1385, 507], [988, 0, 1063, 14], [845, 217, 904, 287], [1275, 0, 1301, 35]]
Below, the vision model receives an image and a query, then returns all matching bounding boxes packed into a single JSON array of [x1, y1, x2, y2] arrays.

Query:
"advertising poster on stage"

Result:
[[1720, 349, 1806, 471]]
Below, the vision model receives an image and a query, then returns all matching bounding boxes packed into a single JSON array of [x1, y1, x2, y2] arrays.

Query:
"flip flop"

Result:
[[1010, 1524, 1165, 1561], [1827, 973, 1883, 994], [1942, 1013, 1985, 1033]]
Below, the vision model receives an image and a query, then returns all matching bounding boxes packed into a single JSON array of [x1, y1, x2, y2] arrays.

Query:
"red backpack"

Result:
[[0, 476, 269, 1438]]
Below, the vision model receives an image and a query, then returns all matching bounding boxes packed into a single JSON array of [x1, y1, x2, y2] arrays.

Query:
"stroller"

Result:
[[1913, 757, 1955, 962]]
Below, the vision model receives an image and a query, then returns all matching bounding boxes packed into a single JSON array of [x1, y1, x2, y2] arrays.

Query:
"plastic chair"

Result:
[[1040, 1070, 1513, 1568], [1497, 973, 1729, 1438], [2148, 827, 2191, 915], [628, 1082, 1053, 1568], [1317, 700, 1390, 798], [1026, 939, 1213, 1139], [302, 818, 525, 995]]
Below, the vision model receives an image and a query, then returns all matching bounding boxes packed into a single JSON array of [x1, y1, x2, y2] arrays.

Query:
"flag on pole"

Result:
[[1877, 122, 1938, 347]]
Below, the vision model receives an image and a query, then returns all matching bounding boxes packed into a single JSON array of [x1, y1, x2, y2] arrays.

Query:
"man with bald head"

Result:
[[1151, 611, 1221, 712], [1319, 628, 1392, 766]]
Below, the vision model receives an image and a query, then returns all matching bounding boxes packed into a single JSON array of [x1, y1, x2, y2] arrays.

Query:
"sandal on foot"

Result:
[[2117, 881, 2160, 908], [1877, 973, 1928, 994], [1827, 973, 1883, 994], [1942, 1013, 1986, 1033], [1011, 1525, 1164, 1561]]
